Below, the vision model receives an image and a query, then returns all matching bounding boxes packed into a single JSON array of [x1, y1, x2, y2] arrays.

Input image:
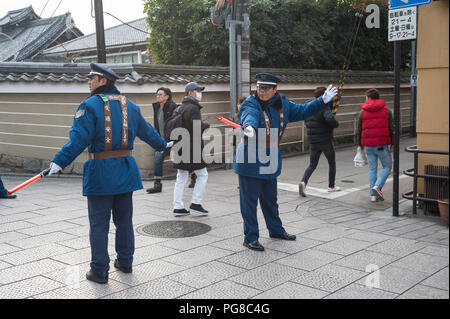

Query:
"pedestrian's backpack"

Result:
[[164, 105, 184, 142]]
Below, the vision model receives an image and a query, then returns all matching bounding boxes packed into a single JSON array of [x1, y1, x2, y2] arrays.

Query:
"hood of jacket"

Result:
[[361, 99, 387, 112], [181, 96, 203, 109]]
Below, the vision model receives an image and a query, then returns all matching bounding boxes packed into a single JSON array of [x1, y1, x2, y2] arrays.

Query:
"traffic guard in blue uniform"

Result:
[[235, 73, 337, 251], [47, 63, 171, 283]]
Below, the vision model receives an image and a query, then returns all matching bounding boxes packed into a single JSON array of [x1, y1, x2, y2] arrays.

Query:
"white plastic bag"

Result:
[[353, 146, 367, 167]]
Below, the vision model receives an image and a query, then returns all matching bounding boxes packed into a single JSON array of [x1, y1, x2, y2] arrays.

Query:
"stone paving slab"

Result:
[[104, 277, 195, 299], [275, 248, 343, 271], [0, 161, 448, 300], [324, 283, 398, 299], [0, 275, 64, 299], [332, 249, 400, 272], [292, 263, 367, 293], [396, 284, 449, 299], [179, 280, 261, 299], [168, 260, 245, 289], [228, 263, 307, 291], [356, 265, 431, 294], [253, 282, 329, 299], [421, 267, 449, 291]]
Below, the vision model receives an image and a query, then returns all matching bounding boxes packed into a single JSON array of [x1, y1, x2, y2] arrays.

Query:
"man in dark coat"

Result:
[[172, 82, 210, 217], [147, 87, 178, 194], [299, 86, 340, 196]]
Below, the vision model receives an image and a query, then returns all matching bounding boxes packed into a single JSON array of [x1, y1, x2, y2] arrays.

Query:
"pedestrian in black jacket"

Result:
[[172, 82, 210, 217], [147, 87, 178, 194], [299, 87, 340, 196]]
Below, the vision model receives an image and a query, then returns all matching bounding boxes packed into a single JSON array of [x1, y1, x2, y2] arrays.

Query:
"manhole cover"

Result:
[[341, 180, 355, 183], [136, 221, 212, 238]]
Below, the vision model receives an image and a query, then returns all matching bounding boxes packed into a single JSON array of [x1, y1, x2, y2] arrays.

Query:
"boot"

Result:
[[146, 181, 162, 194], [188, 173, 197, 188]]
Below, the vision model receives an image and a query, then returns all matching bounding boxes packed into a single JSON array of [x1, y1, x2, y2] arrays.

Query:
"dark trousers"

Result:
[[87, 192, 134, 274], [238, 175, 285, 243], [302, 140, 336, 188], [0, 177, 7, 197]]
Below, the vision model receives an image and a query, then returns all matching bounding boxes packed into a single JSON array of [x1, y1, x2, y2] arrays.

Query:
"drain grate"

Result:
[[341, 180, 355, 183], [136, 221, 212, 238]]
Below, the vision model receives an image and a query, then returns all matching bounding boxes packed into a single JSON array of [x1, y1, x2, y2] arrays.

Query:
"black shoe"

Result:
[[114, 259, 132, 273], [270, 232, 297, 241], [146, 182, 162, 194], [243, 241, 265, 251], [189, 203, 208, 215], [86, 270, 108, 284], [0, 194, 16, 199], [173, 208, 190, 217]]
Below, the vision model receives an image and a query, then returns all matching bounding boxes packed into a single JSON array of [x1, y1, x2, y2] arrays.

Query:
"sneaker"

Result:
[[189, 203, 208, 215], [298, 181, 306, 197], [328, 186, 341, 192], [173, 208, 190, 217], [370, 196, 377, 202], [372, 186, 384, 201]]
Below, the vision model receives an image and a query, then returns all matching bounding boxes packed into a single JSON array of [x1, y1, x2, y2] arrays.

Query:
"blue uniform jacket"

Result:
[[234, 93, 326, 180], [52, 93, 166, 196]]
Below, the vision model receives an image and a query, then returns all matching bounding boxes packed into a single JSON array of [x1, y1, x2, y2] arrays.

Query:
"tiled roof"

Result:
[[0, 7, 82, 62], [43, 18, 149, 55], [0, 6, 39, 27], [0, 62, 409, 85]]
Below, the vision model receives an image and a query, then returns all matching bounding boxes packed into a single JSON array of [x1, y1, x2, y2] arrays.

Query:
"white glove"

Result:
[[322, 84, 338, 104], [48, 162, 62, 176], [244, 126, 255, 138], [166, 141, 174, 148]]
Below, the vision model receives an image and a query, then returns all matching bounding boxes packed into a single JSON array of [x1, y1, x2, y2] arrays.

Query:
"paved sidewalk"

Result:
[[0, 139, 448, 299]]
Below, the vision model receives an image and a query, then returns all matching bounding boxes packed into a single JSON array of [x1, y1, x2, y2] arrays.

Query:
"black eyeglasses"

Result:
[[257, 85, 275, 92]]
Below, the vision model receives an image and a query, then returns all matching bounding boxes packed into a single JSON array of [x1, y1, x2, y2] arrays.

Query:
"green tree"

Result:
[[144, 0, 228, 65], [144, 0, 410, 70]]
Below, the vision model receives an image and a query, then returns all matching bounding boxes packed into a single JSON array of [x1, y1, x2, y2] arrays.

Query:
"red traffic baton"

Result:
[[7, 168, 50, 195], [217, 116, 242, 130]]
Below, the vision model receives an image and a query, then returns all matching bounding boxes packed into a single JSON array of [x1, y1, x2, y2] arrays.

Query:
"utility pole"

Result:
[[94, 0, 106, 63], [235, 0, 251, 98], [227, 0, 251, 120], [410, 40, 417, 137], [393, 40, 401, 217]]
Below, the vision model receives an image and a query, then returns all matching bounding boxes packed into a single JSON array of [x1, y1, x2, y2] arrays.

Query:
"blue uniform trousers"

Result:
[[238, 175, 285, 243], [87, 192, 134, 274]]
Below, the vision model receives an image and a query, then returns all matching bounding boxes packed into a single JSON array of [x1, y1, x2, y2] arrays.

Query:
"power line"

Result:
[[103, 11, 150, 35]]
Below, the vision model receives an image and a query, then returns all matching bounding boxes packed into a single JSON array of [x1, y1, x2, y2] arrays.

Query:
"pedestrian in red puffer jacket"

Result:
[[357, 89, 394, 203]]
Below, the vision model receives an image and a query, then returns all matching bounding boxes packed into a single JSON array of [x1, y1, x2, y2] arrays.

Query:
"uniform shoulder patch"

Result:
[[75, 109, 85, 119]]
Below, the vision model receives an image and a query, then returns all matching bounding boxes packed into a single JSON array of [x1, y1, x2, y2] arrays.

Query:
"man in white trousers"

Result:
[[172, 82, 210, 217]]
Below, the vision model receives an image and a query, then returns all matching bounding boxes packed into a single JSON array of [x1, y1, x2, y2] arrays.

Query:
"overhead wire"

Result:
[[331, 2, 366, 114]]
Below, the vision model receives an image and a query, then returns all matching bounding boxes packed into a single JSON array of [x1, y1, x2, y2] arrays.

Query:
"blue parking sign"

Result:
[[389, 0, 430, 9]]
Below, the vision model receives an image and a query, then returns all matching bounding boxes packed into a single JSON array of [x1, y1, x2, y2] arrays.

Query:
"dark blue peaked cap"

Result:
[[255, 72, 281, 86], [89, 63, 120, 81]]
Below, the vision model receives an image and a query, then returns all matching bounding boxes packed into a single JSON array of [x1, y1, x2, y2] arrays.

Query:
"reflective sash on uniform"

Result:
[[89, 94, 131, 160]]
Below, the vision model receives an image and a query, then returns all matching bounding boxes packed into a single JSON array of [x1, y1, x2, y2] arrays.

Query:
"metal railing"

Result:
[[402, 145, 449, 215]]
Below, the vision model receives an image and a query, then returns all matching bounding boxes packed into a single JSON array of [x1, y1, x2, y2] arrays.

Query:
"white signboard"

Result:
[[388, 6, 417, 41]]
